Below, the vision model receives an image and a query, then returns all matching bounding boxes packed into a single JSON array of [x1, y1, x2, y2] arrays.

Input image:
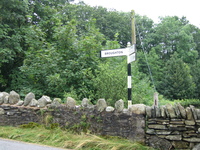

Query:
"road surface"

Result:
[[0, 138, 67, 150]]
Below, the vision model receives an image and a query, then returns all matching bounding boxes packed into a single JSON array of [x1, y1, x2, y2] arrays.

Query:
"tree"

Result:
[[10, 18, 105, 100], [0, 0, 30, 90], [137, 48, 164, 93], [191, 60, 200, 98], [161, 53, 195, 99], [135, 15, 155, 52], [148, 16, 197, 62], [62, 2, 131, 47], [188, 24, 200, 59]]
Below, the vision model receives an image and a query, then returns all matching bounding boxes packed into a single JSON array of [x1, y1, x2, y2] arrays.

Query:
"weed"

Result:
[[44, 115, 53, 125], [90, 115, 95, 119], [49, 123, 60, 129], [73, 111, 78, 115], [81, 114, 87, 121], [19, 122, 41, 129], [38, 109, 47, 116], [95, 116, 103, 123]]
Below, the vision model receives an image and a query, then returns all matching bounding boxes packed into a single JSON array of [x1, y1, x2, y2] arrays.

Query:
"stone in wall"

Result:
[[8, 91, 20, 105], [0, 108, 4, 115], [174, 103, 181, 118], [114, 99, 124, 113], [165, 104, 176, 118], [96, 99, 107, 112], [106, 106, 114, 112], [16, 100, 24, 106], [147, 136, 172, 150], [145, 106, 152, 118], [177, 103, 186, 119], [66, 97, 76, 108], [172, 141, 189, 149], [50, 98, 61, 108], [0, 93, 4, 104], [190, 105, 197, 120], [81, 98, 90, 108], [186, 107, 194, 120], [29, 99, 38, 107], [129, 104, 146, 115], [165, 135, 182, 141], [183, 138, 200, 142], [151, 106, 156, 118], [24, 92, 35, 106], [193, 143, 200, 150], [196, 109, 200, 120], [4, 95, 9, 104], [38, 95, 52, 108], [0, 92, 9, 104], [160, 105, 167, 118], [155, 106, 161, 118], [148, 124, 167, 130]]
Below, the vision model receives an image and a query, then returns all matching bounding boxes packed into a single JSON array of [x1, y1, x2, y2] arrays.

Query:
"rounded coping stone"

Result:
[[96, 99, 107, 112], [106, 106, 115, 112], [66, 97, 76, 108], [129, 104, 146, 115], [115, 99, 124, 112]]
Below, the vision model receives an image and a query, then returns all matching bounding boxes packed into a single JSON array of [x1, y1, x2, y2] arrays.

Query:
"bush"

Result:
[[93, 58, 155, 106], [174, 99, 200, 108]]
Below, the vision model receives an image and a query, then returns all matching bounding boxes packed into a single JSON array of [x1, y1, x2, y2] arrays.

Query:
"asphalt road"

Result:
[[0, 138, 67, 150]]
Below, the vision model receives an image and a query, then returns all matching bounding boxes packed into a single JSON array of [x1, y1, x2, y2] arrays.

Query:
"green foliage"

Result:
[[1, 0, 200, 102], [93, 58, 127, 105], [141, 16, 198, 65], [93, 56, 154, 106], [9, 17, 104, 100], [63, 3, 131, 47], [96, 116, 103, 123], [19, 121, 59, 130], [38, 109, 47, 116], [63, 87, 80, 102], [174, 99, 200, 108], [158, 98, 176, 106], [131, 63, 155, 106], [44, 115, 53, 126], [47, 123, 60, 129], [19, 122, 41, 129], [161, 53, 195, 100], [137, 16, 200, 100], [135, 15, 155, 51], [191, 59, 200, 98]]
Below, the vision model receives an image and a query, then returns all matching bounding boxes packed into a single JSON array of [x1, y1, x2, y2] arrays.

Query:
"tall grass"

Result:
[[0, 124, 153, 150]]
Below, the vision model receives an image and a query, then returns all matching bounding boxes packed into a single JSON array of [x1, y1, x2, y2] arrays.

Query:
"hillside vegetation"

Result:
[[1, 0, 200, 106]]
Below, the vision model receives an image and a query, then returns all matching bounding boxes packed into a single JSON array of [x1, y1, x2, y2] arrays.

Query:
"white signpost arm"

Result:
[[100, 48, 128, 58]]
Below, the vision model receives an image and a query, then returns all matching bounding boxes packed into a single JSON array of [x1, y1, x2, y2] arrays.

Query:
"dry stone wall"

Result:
[[145, 104, 200, 150], [1, 91, 200, 149], [0, 91, 145, 143]]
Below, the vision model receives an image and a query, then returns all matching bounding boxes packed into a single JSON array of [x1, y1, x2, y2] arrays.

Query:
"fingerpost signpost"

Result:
[[100, 10, 136, 108]]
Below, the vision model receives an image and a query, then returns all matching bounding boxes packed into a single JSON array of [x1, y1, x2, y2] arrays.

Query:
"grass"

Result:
[[0, 124, 154, 150]]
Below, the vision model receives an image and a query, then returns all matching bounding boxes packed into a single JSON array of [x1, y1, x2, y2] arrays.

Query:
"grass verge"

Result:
[[0, 124, 153, 150]]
